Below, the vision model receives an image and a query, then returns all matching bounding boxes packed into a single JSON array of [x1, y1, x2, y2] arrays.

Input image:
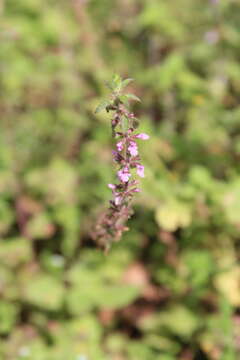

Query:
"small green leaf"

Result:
[[119, 95, 129, 106], [125, 93, 141, 102], [113, 73, 121, 84], [95, 99, 111, 114], [113, 74, 122, 92], [121, 78, 134, 89], [105, 80, 116, 91], [105, 74, 122, 92]]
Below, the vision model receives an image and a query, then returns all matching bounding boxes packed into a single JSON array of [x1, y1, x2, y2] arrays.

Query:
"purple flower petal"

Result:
[[116, 141, 124, 152], [132, 188, 141, 192], [135, 133, 149, 140], [108, 183, 116, 190], [128, 141, 138, 156], [114, 195, 122, 205], [118, 167, 131, 183], [136, 164, 145, 178]]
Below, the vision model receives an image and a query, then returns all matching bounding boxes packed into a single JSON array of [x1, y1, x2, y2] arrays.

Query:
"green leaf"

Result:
[[26, 212, 53, 239], [125, 93, 141, 102], [155, 200, 192, 232], [214, 266, 240, 306], [112, 73, 122, 92], [162, 306, 199, 338], [55, 205, 80, 258], [0, 237, 32, 267], [184, 250, 214, 289], [119, 95, 129, 106], [0, 301, 19, 335], [140, 306, 199, 340], [105, 74, 122, 92], [22, 273, 64, 310], [96, 284, 140, 309], [66, 264, 140, 313], [127, 341, 155, 359], [25, 158, 78, 204], [121, 78, 134, 89], [94, 99, 111, 114], [0, 200, 14, 235], [105, 80, 116, 91]]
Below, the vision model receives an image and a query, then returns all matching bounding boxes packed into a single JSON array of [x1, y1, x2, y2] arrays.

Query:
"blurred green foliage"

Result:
[[1, 0, 240, 359]]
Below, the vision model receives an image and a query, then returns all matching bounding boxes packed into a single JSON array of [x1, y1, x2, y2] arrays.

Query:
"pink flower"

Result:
[[136, 164, 145, 178], [108, 183, 116, 190], [128, 141, 138, 156], [114, 194, 122, 205], [116, 141, 124, 152], [132, 188, 141, 192], [135, 133, 149, 140], [118, 167, 131, 183]]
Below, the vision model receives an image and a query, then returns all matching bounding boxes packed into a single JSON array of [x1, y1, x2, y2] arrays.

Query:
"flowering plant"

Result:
[[92, 75, 149, 251]]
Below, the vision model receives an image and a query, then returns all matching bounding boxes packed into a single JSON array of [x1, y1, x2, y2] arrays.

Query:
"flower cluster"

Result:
[[92, 76, 149, 251], [109, 130, 149, 205]]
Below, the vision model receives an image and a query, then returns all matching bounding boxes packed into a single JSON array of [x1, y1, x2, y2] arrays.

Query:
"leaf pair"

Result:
[[105, 74, 133, 93], [95, 75, 140, 114]]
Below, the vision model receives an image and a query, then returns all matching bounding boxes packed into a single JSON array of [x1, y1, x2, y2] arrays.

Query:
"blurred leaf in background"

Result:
[[1, 0, 240, 359]]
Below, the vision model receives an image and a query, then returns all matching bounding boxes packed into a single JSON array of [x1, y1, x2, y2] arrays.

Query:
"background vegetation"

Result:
[[1, 0, 240, 359]]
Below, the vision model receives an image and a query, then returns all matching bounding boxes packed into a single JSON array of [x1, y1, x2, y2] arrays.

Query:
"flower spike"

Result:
[[92, 75, 149, 250]]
